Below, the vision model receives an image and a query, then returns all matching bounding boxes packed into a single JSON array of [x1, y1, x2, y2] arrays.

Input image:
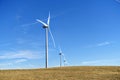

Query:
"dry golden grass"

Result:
[[0, 66, 120, 80]]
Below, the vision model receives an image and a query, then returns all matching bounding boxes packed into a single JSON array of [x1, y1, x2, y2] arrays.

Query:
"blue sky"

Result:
[[0, 0, 120, 69]]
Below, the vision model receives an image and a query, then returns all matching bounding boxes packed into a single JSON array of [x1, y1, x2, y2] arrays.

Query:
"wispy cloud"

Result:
[[97, 42, 111, 47], [0, 50, 44, 59], [0, 59, 37, 69], [0, 41, 13, 47], [16, 38, 26, 44], [0, 50, 43, 69], [115, 0, 120, 3], [18, 21, 38, 34], [85, 41, 112, 48], [0, 59, 27, 66], [16, 38, 42, 46], [21, 22, 38, 27], [0, 63, 12, 66], [81, 59, 120, 66], [15, 59, 27, 63]]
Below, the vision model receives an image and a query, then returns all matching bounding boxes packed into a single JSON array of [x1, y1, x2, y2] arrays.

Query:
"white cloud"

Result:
[[81, 59, 120, 66], [15, 59, 27, 63], [97, 42, 111, 47], [0, 50, 44, 59], [84, 41, 112, 48]]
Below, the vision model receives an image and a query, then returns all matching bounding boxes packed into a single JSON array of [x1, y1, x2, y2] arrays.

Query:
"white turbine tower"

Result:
[[36, 12, 55, 68]]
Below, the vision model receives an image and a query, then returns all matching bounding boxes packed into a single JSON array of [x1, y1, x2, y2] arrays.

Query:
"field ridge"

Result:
[[0, 66, 120, 80]]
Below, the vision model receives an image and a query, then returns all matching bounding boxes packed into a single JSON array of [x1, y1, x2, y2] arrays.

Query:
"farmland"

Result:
[[0, 66, 120, 80]]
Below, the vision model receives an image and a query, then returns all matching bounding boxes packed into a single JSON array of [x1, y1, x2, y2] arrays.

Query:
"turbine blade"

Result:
[[48, 27, 56, 48], [59, 46, 62, 53], [47, 12, 50, 26], [36, 19, 48, 27], [62, 54, 66, 61]]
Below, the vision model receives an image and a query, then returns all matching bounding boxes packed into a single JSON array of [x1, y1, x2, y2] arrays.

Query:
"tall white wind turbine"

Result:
[[36, 12, 55, 68]]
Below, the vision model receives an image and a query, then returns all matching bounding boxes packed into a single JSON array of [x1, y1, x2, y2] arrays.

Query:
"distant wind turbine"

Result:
[[59, 47, 68, 67], [59, 47, 62, 67], [36, 12, 56, 68]]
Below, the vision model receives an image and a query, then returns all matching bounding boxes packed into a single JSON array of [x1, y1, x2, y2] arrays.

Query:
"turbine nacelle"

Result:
[[59, 53, 62, 55], [43, 25, 48, 28]]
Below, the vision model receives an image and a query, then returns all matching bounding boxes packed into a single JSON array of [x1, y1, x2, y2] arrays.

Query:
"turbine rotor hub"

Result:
[[59, 53, 62, 55]]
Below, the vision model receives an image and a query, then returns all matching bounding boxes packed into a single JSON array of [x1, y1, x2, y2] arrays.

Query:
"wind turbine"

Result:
[[63, 59, 66, 66], [36, 12, 55, 68], [59, 47, 68, 67], [59, 47, 62, 67]]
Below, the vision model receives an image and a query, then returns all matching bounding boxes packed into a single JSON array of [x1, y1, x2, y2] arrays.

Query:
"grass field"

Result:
[[0, 66, 120, 80]]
